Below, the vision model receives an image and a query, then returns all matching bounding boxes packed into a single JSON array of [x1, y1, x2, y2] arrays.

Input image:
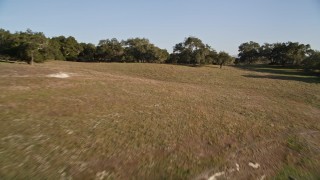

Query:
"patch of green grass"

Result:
[[274, 165, 320, 180], [287, 136, 304, 153]]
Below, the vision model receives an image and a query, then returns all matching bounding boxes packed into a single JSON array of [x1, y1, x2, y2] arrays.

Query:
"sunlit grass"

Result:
[[0, 61, 319, 179]]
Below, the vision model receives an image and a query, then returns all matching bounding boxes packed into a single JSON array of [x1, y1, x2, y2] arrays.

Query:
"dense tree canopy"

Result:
[[238, 41, 260, 64], [217, 51, 234, 68], [51, 36, 82, 61], [123, 38, 168, 63], [96, 38, 124, 62], [21, 29, 48, 65], [170, 37, 218, 65], [78, 43, 96, 62], [0, 29, 48, 64], [0, 29, 168, 64], [0, 28, 319, 70], [238, 41, 314, 67], [302, 50, 320, 70]]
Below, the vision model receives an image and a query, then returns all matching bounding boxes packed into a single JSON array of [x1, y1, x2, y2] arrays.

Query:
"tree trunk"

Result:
[[220, 63, 223, 69], [30, 51, 34, 65]]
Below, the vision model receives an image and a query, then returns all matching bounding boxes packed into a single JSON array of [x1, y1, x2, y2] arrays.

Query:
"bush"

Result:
[[303, 51, 320, 70]]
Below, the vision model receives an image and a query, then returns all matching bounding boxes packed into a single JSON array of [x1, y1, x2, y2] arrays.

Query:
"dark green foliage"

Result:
[[51, 36, 82, 61], [96, 38, 124, 62], [171, 37, 217, 65], [0, 29, 84, 63], [1, 28, 318, 69], [0, 29, 15, 57], [0, 29, 48, 64], [303, 51, 320, 70], [238, 41, 314, 68], [124, 38, 168, 63], [238, 41, 261, 64], [46, 39, 65, 60], [21, 29, 48, 64], [78, 43, 96, 62], [267, 42, 311, 66], [0, 29, 65, 63], [216, 51, 234, 68]]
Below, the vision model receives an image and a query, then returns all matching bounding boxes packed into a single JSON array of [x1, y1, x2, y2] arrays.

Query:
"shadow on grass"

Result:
[[0, 60, 17, 64], [170, 64, 202, 68], [243, 74, 320, 83], [204, 65, 220, 69], [234, 64, 318, 76], [235, 64, 320, 84], [168, 63, 220, 69], [0, 60, 27, 64]]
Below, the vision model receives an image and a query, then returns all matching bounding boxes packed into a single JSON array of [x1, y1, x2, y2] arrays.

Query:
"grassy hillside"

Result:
[[0, 61, 319, 179]]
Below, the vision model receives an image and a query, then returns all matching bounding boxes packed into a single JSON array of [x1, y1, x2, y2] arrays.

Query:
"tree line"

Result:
[[0, 28, 319, 70], [237, 41, 320, 70], [0, 29, 233, 67]]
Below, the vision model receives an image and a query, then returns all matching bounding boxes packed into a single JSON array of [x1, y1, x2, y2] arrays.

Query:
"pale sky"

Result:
[[0, 0, 319, 55]]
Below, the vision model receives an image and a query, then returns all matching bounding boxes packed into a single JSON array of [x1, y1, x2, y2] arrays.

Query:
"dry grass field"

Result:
[[0, 61, 319, 179]]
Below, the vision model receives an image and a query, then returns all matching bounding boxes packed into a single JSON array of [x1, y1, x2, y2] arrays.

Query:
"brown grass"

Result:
[[0, 61, 319, 179]]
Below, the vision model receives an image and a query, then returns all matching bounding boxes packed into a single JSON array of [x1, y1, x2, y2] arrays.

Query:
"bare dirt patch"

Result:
[[46, 72, 72, 78]]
